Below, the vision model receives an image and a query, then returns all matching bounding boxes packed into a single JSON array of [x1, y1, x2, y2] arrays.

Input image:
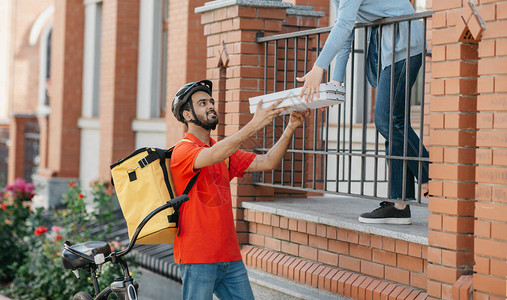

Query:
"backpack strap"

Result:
[[176, 139, 199, 196], [138, 149, 160, 168], [183, 173, 199, 195], [154, 148, 174, 198]]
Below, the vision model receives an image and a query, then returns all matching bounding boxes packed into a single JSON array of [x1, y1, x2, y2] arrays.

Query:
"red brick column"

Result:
[[44, 0, 84, 178], [285, 0, 330, 26], [197, 1, 322, 244], [165, 0, 208, 146], [427, 1, 479, 299], [473, 0, 507, 298], [98, 0, 140, 179]]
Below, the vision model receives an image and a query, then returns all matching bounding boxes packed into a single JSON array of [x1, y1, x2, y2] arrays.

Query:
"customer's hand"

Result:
[[287, 110, 310, 130], [296, 65, 324, 103], [249, 100, 287, 131]]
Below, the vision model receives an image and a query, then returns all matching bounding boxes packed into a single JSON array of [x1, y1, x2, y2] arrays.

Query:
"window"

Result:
[[82, 1, 102, 118], [136, 0, 168, 119]]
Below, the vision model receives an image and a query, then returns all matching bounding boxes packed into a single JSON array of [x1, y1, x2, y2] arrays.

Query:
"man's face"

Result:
[[189, 91, 218, 128]]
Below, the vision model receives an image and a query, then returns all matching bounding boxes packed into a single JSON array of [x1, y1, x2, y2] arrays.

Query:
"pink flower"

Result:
[[105, 189, 113, 195], [69, 182, 76, 188], [0, 203, 6, 210], [110, 240, 122, 251], [34, 226, 49, 236], [24, 183, 35, 193], [52, 226, 63, 233], [5, 178, 35, 195]]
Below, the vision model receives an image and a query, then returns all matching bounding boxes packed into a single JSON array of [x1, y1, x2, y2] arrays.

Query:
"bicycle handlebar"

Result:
[[64, 194, 190, 263], [63, 241, 96, 261]]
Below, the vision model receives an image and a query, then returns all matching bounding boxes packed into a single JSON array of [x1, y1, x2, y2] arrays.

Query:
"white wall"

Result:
[[136, 0, 163, 119], [82, 1, 102, 118], [133, 119, 167, 149], [79, 1, 102, 204], [0, 0, 11, 121], [78, 118, 100, 199]]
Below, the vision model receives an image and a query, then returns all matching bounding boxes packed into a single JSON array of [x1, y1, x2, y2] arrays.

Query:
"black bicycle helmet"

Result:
[[171, 80, 213, 123]]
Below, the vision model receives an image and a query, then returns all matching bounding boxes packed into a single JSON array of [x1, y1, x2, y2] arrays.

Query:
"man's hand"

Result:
[[245, 109, 309, 172], [287, 110, 309, 130], [296, 64, 324, 103], [248, 99, 288, 132]]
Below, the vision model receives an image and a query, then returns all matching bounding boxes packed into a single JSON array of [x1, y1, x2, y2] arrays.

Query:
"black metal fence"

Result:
[[254, 12, 432, 206], [24, 121, 39, 183], [0, 127, 8, 187]]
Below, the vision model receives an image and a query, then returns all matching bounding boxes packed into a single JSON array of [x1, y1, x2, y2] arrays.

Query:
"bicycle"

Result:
[[61, 194, 189, 300]]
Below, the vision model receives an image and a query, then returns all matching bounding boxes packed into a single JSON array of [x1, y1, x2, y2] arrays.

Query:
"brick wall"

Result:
[[473, 0, 507, 298], [197, 1, 323, 244], [284, 0, 330, 26], [244, 209, 429, 292], [46, 0, 84, 178], [165, 0, 208, 146], [9, 0, 52, 114], [428, 0, 478, 296], [98, 0, 140, 179], [429, 0, 507, 299], [7, 0, 53, 181]]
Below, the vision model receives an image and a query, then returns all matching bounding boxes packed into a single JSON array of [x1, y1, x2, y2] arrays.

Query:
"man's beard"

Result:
[[198, 110, 219, 129]]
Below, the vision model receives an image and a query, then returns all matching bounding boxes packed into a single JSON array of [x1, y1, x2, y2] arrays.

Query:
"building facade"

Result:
[[2, 0, 506, 299]]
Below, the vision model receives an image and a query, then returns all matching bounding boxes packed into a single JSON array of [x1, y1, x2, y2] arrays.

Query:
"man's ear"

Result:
[[182, 110, 192, 122]]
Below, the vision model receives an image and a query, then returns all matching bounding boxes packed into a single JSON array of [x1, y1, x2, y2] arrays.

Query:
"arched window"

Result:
[[29, 5, 55, 115]]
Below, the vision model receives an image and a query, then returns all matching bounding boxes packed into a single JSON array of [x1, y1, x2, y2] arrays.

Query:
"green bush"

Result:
[[0, 179, 34, 282], [5, 180, 130, 300]]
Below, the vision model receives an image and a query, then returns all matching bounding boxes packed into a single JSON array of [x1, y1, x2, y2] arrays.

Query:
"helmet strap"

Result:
[[188, 100, 216, 131]]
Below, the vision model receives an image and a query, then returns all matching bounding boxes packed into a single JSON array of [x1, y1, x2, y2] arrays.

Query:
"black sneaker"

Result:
[[358, 201, 412, 224]]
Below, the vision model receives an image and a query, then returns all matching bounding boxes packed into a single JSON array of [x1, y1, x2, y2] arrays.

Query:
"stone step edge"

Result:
[[241, 245, 427, 300], [247, 267, 347, 300]]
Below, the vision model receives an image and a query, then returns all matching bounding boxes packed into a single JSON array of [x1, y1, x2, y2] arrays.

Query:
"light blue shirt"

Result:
[[315, 0, 424, 83]]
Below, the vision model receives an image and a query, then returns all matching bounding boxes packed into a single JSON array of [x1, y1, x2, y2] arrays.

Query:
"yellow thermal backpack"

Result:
[[110, 139, 198, 244]]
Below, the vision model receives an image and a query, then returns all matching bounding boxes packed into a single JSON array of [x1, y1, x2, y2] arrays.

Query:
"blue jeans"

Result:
[[374, 53, 429, 200], [179, 260, 255, 300]]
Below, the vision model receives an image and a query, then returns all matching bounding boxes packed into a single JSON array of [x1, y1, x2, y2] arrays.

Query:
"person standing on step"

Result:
[[296, 0, 430, 224]]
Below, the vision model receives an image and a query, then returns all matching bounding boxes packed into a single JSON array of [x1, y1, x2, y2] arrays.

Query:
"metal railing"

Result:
[[24, 121, 39, 183], [254, 11, 432, 206], [0, 128, 8, 187]]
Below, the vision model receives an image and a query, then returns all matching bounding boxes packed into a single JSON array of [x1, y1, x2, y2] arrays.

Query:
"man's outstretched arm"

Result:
[[193, 100, 287, 170], [245, 110, 308, 172]]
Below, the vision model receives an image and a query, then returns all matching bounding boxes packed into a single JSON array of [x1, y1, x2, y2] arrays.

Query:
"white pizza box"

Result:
[[249, 83, 345, 115]]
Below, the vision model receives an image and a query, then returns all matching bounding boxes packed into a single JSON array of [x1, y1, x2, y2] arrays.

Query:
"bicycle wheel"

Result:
[[73, 292, 93, 300]]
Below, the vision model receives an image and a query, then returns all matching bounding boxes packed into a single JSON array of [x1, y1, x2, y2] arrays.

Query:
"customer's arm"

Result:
[[245, 110, 308, 172], [297, 0, 360, 102], [193, 100, 287, 169]]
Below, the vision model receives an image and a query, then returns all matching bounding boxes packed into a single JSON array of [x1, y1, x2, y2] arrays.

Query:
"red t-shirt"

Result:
[[170, 133, 256, 264]]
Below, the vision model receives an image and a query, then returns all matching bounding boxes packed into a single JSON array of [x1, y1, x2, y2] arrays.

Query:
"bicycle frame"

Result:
[[62, 194, 190, 300]]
